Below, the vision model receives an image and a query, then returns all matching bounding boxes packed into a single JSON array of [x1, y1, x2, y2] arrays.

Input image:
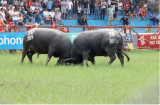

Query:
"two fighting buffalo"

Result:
[[21, 28, 130, 66]]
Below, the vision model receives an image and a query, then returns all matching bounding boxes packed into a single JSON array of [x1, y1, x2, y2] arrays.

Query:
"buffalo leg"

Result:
[[116, 52, 124, 66], [27, 50, 35, 63], [89, 56, 95, 65], [106, 49, 116, 65], [82, 51, 90, 67], [45, 49, 54, 66], [37, 53, 40, 59], [56, 59, 61, 65], [45, 56, 51, 66], [21, 48, 28, 64]]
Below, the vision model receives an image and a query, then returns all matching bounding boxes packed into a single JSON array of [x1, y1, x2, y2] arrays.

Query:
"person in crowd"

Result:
[[54, 0, 61, 13], [42, 0, 48, 8], [35, 0, 42, 12], [143, 2, 147, 12], [111, 0, 116, 10], [17, 13, 24, 25], [67, 0, 73, 19], [123, 0, 130, 9], [107, 5, 114, 26], [129, 5, 134, 20], [115, 2, 118, 14], [30, 3, 36, 12], [0, 4, 6, 10], [150, 11, 155, 21], [21, 7, 27, 24], [150, 11, 156, 25], [94, 0, 100, 20], [1, 0, 7, 5], [156, 23, 160, 33], [118, 0, 123, 10], [61, 0, 67, 19], [145, 24, 154, 33], [58, 24, 69, 32], [113, 11, 118, 20], [152, 11, 160, 26], [49, 9, 55, 25], [100, 0, 107, 20], [73, 0, 78, 20], [139, 6, 146, 20], [129, 0, 133, 5], [26, 0, 33, 10], [13, 0, 20, 9], [55, 9, 62, 25], [0, 8, 6, 24], [27, 8, 35, 23], [77, 15, 88, 31], [120, 15, 131, 25], [47, 0, 53, 11], [12, 9, 19, 25], [4, 7, 10, 24], [82, 0, 89, 19], [35, 8, 41, 24], [123, 6, 130, 16], [0, 20, 6, 32], [134, 5, 140, 20], [89, 0, 95, 15], [20, 0, 25, 8], [77, 4, 82, 19], [86, 27, 94, 31], [43, 8, 49, 25], [141, 9, 148, 20]]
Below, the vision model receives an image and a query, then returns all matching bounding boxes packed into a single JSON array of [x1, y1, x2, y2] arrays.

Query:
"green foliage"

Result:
[[0, 50, 159, 104]]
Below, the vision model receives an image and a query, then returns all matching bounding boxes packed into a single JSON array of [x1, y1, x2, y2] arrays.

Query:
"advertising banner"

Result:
[[0, 32, 80, 50], [0, 32, 26, 49], [138, 34, 160, 49]]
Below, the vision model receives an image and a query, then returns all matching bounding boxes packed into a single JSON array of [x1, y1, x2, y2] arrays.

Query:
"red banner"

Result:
[[138, 34, 160, 49]]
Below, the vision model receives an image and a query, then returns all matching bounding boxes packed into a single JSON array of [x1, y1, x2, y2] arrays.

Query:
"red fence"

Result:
[[0, 25, 160, 50]]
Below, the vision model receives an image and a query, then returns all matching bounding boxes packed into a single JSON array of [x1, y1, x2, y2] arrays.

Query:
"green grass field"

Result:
[[0, 50, 159, 104]]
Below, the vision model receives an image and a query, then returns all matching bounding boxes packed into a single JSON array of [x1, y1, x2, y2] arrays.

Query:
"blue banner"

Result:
[[0, 32, 80, 50]]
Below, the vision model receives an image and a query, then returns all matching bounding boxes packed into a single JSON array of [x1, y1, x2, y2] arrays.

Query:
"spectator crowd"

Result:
[[0, 0, 159, 28]]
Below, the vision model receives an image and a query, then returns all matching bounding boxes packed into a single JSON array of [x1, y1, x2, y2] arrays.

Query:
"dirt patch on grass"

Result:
[[0, 82, 15, 87], [124, 74, 159, 104]]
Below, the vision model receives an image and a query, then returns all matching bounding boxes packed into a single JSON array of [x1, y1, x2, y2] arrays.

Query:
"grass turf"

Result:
[[0, 50, 159, 104]]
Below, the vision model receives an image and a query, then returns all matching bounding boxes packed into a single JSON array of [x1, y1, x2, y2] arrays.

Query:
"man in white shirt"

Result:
[[61, 0, 67, 19], [12, 9, 19, 25], [1, 0, 7, 5], [30, 3, 36, 12], [49, 9, 55, 24], [66, 0, 73, 19], [35, 0, 42, 12], [0, 4, 6, 10], [100, 0, 107, 20], [49, 10, 55, 18], [0, 8, 6, 23], [43, 9, 50, 24]]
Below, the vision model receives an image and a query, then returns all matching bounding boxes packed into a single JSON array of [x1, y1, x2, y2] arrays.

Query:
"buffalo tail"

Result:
[[122, 52, 130, 62]]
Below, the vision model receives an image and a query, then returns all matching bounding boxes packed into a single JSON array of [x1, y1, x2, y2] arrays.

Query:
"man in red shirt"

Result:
[[123, 0, 130, 9], [26, 0, 33, 10], [54, 0, 61, 12]]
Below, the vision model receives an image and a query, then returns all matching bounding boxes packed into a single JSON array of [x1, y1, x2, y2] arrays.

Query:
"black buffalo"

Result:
[[71, 29, 130, 66], [21, 28, 72, 65]]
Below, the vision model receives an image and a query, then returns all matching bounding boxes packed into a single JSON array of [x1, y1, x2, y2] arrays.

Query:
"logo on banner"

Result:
[[138, 36, 146, 45]]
